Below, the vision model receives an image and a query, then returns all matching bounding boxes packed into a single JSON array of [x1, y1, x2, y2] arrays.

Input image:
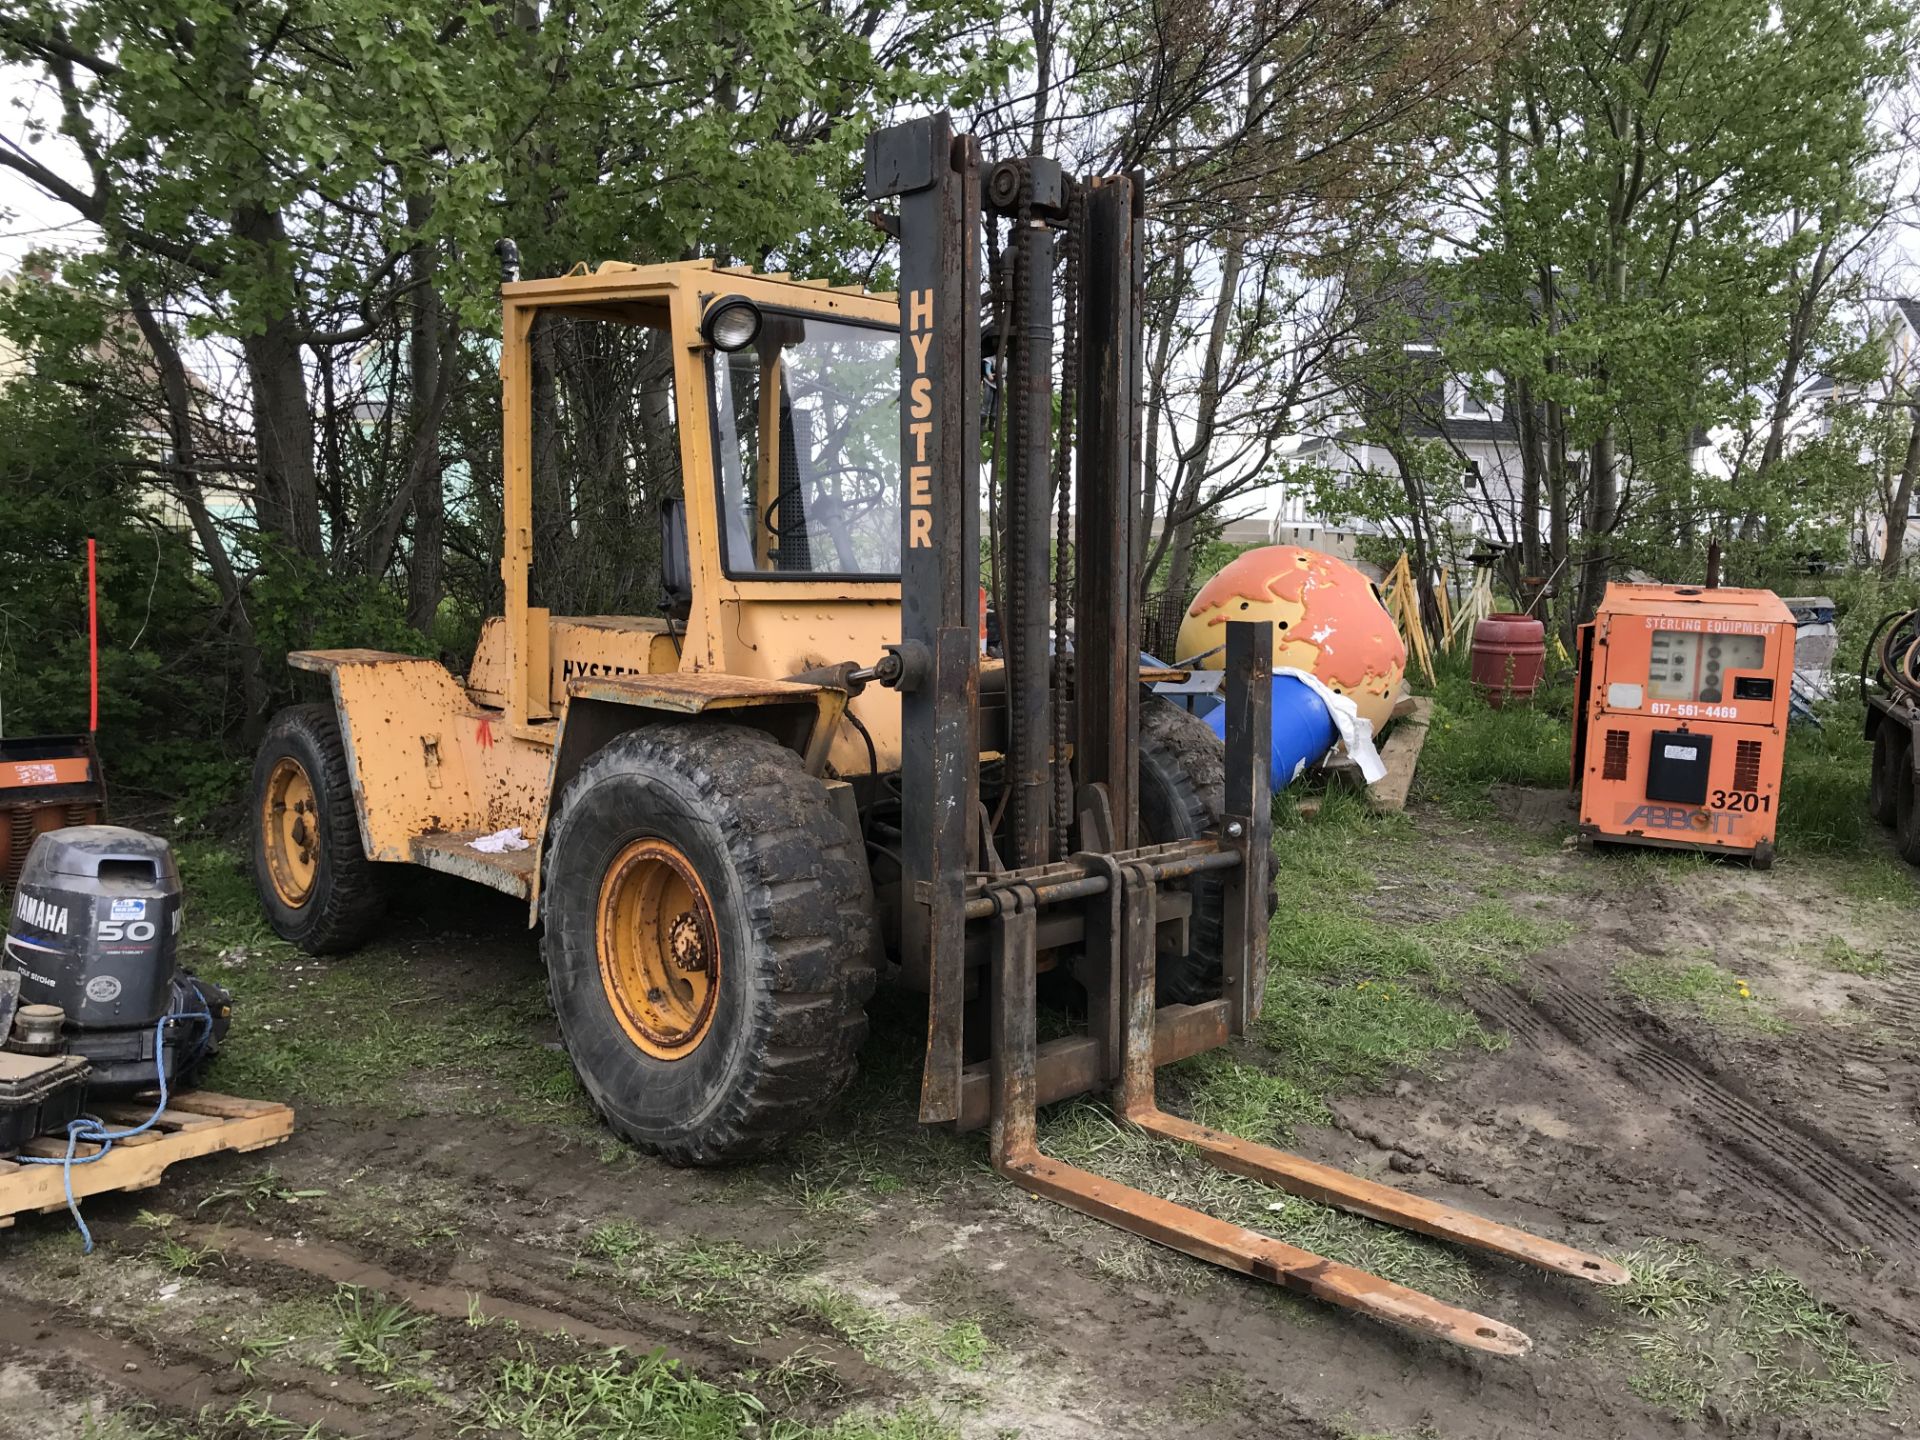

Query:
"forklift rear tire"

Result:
[[251, 704, 388, 955], [1138, 693, 1276, 1006], [1868, 726, 1905, 828], [542, 723, 879, 1166]]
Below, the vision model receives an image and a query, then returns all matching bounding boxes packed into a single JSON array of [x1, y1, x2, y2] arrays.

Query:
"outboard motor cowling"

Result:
[[3, 826, 229, 1091]]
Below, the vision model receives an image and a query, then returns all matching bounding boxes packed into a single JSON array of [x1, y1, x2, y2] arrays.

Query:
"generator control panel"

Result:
[[1573, 582, 1795, 867]]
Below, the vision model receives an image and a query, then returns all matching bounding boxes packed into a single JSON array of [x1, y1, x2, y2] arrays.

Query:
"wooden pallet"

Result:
[[0, 1091, 294, 1229], [1296, 694, 1435, 818], [1365, 695, 1434, 813]]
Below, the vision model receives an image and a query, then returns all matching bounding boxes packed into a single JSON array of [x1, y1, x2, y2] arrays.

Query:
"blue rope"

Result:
[[17, 1007, 213, 1254]]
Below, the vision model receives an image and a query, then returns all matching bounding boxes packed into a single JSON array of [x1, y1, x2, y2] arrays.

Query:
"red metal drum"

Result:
[[1470, 614, 1546, 707]]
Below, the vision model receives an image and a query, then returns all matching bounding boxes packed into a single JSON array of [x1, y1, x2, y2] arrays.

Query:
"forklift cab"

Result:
[[478, 261, 909, 773]]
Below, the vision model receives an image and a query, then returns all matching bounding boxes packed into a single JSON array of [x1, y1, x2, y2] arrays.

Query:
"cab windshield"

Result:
[[710, 313, 901, 577]]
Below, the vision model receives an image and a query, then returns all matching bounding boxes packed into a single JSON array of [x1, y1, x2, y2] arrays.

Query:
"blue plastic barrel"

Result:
[[1203, 673, 1339, 790]]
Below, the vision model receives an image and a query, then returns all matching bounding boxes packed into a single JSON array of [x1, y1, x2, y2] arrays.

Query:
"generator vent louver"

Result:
[[1602, 729, 1630, 781], [1732, 739, 1763, 794]]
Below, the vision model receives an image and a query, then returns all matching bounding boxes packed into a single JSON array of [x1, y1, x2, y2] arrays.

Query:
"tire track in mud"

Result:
[[1862, 960, 1920, 1042], [0, 1299, 395, 1437], [178, 1220, 885, 1392], [1766, 959, 1920, 1189], [1467, 975, 1840, 1239], [1466, 980, 1559, 1053], [1480, 965, 1920, 1257], [183, 1224, 730, 1359]]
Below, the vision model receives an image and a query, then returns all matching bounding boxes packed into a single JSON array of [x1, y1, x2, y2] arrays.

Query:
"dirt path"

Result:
[[1, 794, 1914, 1439]]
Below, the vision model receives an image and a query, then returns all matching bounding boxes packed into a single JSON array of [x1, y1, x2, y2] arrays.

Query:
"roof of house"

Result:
[[1895, 298, 1920, 336], [1404, 412, 1520, 444]]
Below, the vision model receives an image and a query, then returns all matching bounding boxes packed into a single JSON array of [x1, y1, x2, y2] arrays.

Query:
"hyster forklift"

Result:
[[252, 113, 1624, 1351]]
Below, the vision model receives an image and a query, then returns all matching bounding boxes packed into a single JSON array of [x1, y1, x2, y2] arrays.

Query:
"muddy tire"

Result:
[[251, 704, 387, 955], [541, 723, 878, 1166], [1137, 693, 1276, 1005], [1868, 725, 1905, 828], [1895, 753, 1920, 866]]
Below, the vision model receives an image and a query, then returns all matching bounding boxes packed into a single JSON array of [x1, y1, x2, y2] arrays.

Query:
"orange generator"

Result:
[[1573, 583, 1795, 868]]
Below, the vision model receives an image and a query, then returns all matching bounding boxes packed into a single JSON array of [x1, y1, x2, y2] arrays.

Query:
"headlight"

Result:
[[702, 298, 762, 352]]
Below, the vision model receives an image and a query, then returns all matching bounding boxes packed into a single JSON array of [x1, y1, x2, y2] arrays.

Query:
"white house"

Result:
[[1273, 336, 1535, 563]]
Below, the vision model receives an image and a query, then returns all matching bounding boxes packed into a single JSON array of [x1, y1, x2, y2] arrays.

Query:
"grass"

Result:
[[478, 1344, 960, 1440], [1814, 935, 1893, 977], [932, 1319, 989, 1369], [103, 1331, 960, 1440], [147, 1236, 218, 1274], [1613, 954, 1786, 1034], [1775, 721, 1886, 856], [329, 1285, 433, 1377], [1609, 1240, 1898, 1422], [82, 1408, 324, 1440], [1171, 803, 1562, 1147], [577, 1219, 993, 1377], [480, 1345, 766, 1440], [1417, 660, 1577, 812], [580, 1220, 824, 1323], [1816, 850, 1917, 903], [787, 1285, 995, 1374], [173, 843, 595, 1133]]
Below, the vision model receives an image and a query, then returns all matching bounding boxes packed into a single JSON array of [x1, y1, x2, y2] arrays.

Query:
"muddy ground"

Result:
[[1, 785, 1916, 1440]]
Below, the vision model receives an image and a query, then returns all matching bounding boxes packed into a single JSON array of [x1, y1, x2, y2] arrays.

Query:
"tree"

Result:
[[0, 272, 242, 800], [1292, 0, 1915, 626], [0, 0, 1015, 707], [980, 0, 1511, 607]]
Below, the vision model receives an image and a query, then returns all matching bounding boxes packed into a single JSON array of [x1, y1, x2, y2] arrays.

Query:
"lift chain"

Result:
[[1004, 165, 1039, 860], [1051, 179, 1083, 861], [985, 230, 1013, 698]]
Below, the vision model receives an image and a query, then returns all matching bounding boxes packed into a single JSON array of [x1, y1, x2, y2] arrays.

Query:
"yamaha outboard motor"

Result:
[[2, 826, 230, 1092]]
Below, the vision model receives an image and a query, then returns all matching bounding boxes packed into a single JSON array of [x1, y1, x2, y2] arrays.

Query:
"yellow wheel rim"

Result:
[[596, 839, 721, 1060], [262, 756, 320, 908]]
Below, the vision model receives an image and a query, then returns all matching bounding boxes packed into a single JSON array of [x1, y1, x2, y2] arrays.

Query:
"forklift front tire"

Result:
[[1138, 693, 1277, 1005], [541, 723, 879, 1166], [251, 703, 387, 954]]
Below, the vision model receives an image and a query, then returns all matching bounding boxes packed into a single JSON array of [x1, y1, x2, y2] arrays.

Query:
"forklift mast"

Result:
[[864, 112, 1628, 1355], [864, 115, 1275, 1126]]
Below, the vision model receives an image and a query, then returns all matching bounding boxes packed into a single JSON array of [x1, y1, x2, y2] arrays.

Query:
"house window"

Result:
[[1464, 460, 1481, 489], [1447, 375, 1500, 421]]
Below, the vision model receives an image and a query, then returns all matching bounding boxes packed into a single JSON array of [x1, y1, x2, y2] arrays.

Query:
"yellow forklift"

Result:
[[251, 112, 1624, 1351]]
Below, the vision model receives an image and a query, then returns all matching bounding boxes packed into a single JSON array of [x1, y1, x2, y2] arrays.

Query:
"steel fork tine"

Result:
[[986, 865, 1539, 1355]]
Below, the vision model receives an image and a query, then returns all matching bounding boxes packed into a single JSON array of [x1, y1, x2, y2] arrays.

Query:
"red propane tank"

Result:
[[1470, 613, 1546, 708]]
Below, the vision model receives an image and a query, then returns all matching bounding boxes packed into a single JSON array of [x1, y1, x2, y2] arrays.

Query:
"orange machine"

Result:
[[1573, 582, 1795, 868]]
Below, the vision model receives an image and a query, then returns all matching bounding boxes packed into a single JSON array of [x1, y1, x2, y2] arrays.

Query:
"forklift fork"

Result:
[[985, 854, 1628, 1356], [984, 633, 1626, 1357]]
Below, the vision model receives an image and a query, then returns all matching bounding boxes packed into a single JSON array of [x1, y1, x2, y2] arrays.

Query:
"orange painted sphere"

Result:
[[1174, 546, 1407, 734]]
